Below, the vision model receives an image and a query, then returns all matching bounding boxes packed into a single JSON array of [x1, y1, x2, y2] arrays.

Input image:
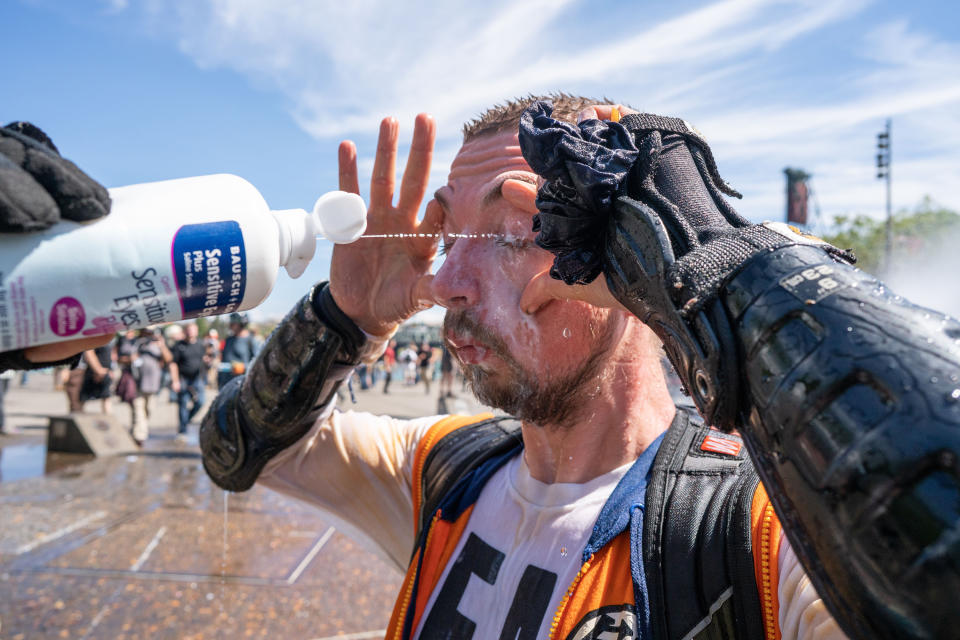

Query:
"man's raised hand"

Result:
[[329, 114, 442, 337]]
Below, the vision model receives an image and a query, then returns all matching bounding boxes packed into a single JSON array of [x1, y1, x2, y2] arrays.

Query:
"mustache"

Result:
[[443, 310, 513, 363]]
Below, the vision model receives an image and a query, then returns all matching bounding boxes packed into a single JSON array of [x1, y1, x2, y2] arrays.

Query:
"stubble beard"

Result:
[[443, 310, 613, 429]]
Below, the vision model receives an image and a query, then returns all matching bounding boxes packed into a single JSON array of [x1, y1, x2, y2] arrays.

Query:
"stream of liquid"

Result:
[[219, 490, 229, 621], [357, 233, 502, 239]]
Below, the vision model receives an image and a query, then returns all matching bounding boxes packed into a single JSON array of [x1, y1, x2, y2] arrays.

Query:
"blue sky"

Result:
[[5, 0, 960, 321]]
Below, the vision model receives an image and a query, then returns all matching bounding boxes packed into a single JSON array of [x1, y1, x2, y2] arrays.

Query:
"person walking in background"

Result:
[[0, 369, 14, 435], [218, 313, 258, 389], [399, 343, 417, 385], [417, 340, 433, 395], [439, 344, 455, 398], [170, 323, 208, 443], [128, 328, 171, 445], [381, 339, 396, 394], [62, 341, 114, 415], [203, 328, 220, 388]]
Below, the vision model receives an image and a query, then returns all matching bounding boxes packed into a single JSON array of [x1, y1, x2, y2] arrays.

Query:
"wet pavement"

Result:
[[0, 372, 489, 639]]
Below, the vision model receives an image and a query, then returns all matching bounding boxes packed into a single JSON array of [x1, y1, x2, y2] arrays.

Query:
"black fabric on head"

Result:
[[519, 101, 639, 284]]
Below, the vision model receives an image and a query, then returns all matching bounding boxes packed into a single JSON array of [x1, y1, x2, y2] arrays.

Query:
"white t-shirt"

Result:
[[260, 409, 846, 639], [413, 455, 633, 639]]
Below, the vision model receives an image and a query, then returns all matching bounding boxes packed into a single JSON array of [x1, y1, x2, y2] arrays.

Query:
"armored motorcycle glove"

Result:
[[0, 122, 112, 372], [519, 101, 960, 640]]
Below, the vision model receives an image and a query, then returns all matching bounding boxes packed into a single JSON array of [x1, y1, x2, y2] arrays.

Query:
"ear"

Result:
[[501, 178, 539, 214]]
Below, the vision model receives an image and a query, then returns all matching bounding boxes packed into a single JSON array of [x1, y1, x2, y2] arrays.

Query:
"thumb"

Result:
[[521, 269, 628, 315], [413, 273, 437, 311], [520, 270, 577, 314]]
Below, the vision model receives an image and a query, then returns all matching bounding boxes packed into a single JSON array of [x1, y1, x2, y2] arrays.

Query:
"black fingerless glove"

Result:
[[518, 101, 850, 429]]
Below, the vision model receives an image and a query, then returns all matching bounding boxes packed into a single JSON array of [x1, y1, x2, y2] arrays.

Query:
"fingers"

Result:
[[369, 117, 399, 208], [501, 178, 538, 215], [413, 198, 444, 256], [577, 104, 638, 123], [577, 106, 600, 123], [520, 270, 626, 315], [24, 334, 113, 364], [397, 113, 436, 219], [338, 141, 360, 194]]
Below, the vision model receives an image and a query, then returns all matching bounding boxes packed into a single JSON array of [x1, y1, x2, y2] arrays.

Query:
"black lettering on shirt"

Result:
[[498, 564, 558, 640], [419, 533, 559, 640], [420, 533, 504, 638]]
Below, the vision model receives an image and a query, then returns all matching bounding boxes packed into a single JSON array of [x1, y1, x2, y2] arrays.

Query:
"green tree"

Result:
[[821, 197, 960, 274]]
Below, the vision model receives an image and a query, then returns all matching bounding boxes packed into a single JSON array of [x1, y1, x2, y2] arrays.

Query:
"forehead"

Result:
[[439, 130, 536, 212]]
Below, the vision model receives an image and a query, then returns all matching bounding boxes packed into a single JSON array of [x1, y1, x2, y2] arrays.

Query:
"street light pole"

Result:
[[877, 119, 892, 274]]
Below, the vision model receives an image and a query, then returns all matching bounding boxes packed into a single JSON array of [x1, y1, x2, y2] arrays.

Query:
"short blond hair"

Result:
[[462, 93, 623, 142]]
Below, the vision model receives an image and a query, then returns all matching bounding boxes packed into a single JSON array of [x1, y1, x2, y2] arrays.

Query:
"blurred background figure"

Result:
[[0, 368, 14, 435], [381, 339, 396, 394], [170, 323, 208, 442], [218, 313, 258, 389], [63, 341, 115, 415], [439, 344, 455, 399], [203, 328, 221, 388], [400, 343, 418, 385], [127, 328, 172, 445], [417, 341, 433, 395]]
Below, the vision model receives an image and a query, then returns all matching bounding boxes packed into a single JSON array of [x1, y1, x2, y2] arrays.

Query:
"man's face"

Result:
[[186, 324, 199, 341], [431, 130, 617, 427]]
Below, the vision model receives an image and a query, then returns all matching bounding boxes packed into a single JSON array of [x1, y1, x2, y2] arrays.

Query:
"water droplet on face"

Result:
[[846, 326, 853, 332], [562, 328, 571, 339], [931, 376, 939, 384], [949, 389, 960, 403]]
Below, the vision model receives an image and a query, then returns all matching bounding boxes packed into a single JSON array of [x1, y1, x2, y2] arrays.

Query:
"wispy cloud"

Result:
[[129, 0, 960, 226]]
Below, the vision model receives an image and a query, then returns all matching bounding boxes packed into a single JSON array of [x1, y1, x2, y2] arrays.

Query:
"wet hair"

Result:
[[462, 93, 626, 142]]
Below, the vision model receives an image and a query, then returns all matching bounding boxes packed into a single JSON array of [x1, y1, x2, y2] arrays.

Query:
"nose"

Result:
[[431, 239, 482, 309]]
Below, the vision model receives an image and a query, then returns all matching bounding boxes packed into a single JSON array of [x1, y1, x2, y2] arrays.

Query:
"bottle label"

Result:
[[0, 219, 249, 350], [172, 221, 248, 319]]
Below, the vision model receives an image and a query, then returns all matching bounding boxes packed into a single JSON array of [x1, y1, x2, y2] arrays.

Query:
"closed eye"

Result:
[[495, 237, 532, 251]]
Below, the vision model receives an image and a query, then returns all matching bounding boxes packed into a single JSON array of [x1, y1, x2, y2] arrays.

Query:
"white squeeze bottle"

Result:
[[0, 174, 367, 351]]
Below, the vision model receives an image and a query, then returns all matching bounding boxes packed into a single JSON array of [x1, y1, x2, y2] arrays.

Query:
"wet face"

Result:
[[431, 130, 618, 427]]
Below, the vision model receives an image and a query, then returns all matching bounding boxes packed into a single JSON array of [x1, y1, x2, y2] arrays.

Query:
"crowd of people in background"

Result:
[[49, 313, 265, 446], [354, 340, 463, 399], [1, 318, 463, 443]]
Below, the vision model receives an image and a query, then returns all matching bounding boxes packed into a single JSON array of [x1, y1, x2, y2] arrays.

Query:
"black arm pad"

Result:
[[724, 244, 960, 640], [200, 282, 363, 492]]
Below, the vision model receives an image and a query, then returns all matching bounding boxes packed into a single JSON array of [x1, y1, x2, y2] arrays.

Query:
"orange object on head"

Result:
[[610, 107, 621, 123]]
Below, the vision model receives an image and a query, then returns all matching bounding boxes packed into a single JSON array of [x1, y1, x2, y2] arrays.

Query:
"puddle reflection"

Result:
[[0, 444, 94, 482]]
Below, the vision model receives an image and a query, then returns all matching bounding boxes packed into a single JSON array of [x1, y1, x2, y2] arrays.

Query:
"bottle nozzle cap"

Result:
[[312, 191, 367, 244]]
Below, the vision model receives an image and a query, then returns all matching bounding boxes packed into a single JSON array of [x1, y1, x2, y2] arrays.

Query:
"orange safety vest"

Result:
[[386, 411, 783, 640]]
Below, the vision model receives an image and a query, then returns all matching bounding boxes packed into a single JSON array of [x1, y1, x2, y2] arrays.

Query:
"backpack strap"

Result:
[[411, 414, 523, 539], [643, 409, 765, 640]]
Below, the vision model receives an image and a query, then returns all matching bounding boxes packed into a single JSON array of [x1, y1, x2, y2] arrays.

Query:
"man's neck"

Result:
[[520, 340, 676, 485]]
